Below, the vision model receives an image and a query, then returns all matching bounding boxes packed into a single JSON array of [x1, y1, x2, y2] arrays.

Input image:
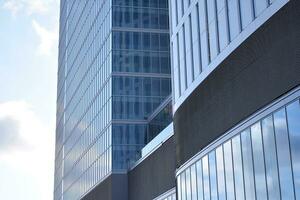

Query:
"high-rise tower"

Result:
[[54, 0, 171, 199]]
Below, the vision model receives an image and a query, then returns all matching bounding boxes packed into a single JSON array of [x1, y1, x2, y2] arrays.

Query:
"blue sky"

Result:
[[0, 0, 59, 199]]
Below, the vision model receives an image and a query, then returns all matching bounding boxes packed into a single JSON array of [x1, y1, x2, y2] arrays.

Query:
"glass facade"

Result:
[[148, 97, 172, 141], [176, 92, 300, 200], [170, 0, 289, 110], [111, 0, 171, 170], [54, 0, 171, 200]]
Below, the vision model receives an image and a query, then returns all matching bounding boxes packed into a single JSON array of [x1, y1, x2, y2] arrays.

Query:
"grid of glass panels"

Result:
[[176, 93, 300, 200], [54, 0, 112, 200], [148, 98, 173, 141], [170, 0, 288, 108], [54, 0, 172, 199], [111, 0, 171, 170]]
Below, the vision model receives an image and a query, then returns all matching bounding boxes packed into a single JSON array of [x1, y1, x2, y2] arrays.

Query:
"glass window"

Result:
[[274, 108, 295, 200], [251, 122, 268, 200], [178, 175, 182, 200], [133, 32, 141, 50], [191, 5, 201, 76], [186, 167, 192, 200], [239, 0, 254, 29], [150, 8, 159, 29], [190, 164, 198, 200], [286, 100, 300, 199], [159, 10, 169, 29], [181, 172, 187, 200], [216, 0, 229, 51], [199, 0, 210, 68], [216, 146, 226, 200], [227, 0, 241, 41], [254, 0, 268, 17], [224, 140, 235, 200], [159, 0, 168, 8], [232, 135, 245, 200], [196, 160, 204, 200], [207, 0, 219, 60], [143, 33, 150, 50], [209, 151, 218, 200], [160, 34, 170, 51], [262, 115, 280, 200], [202, 156, 210, 200]]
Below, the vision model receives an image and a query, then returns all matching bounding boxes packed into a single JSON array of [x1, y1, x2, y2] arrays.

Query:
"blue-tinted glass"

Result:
[[150, 0, 158, 8], [151, 52, 160, 73], [224, 140, 235, 200], [150, 8, 159, 29], [286, 100, 300, 199], [209, 151, 218, 200], [274, 108, 295, 200], [143, 52, 151, 73], [182, 172, 187, 200], [216, 0, 229, 51], [262, 115, 281, 200], [254, 0, 268, 17], [251, 122, 268, 200], [133, 8, 141, 28], [143, 33, 150, 50], [142, 8, 150, 28], [216, 146, 226, 200], [151, 33, 159, 51], [159, 0, 168, 8], [159, 10, 169, 29], [186, 167, 192, 200], [232, 135, 245, 200], [202, 156, 210, 200], [227, 0, 241, 41], [190, 164, 198, 200], [240, 0, 254, 29], [178, 175, 182, 200], [160, 34, 170, 51], [196, 160, 204, 200]]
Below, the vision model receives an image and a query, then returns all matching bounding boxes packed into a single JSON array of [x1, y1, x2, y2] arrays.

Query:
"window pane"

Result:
[[224, 140, 235, 200], [274, 108, 295, 200], [181, 171, 187, 200], [178, 175, 182, 200], [251, 122, 268, 200], [286, 100, 300, 199], [254, 0, 268, 17], [196, 160, 204, 200], [232, 135, 245, 200], [190, 164, 198, 200], [239, 0, 254, 29], [202, 156, 210, 200], [186, 167, 192, 200], [216, 0, 229, 50], [262, 116, 280, 200], [209, 151, 218, 200], [216, 146, 226, 200], [227, 0, 241, 41]]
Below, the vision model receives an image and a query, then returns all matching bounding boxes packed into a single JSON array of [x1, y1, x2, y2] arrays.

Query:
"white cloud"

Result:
[[32, 19, 58, 56], [0, 101, 54, 200], [2, 0, 56, 16]]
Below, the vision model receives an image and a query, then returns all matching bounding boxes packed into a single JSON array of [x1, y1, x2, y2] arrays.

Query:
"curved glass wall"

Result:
[[169, 0, 289, 111], [176, 88, 300, 200]]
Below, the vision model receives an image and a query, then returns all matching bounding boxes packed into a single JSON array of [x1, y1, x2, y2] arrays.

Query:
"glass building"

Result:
[[53, 0, 300, 199], [54, 0, 171, 200], [176, 89, 300, 200]]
